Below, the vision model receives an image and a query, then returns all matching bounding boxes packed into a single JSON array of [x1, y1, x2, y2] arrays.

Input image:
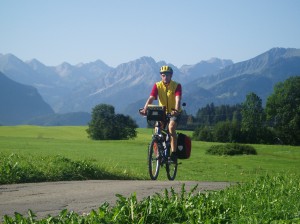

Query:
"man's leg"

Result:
[[169, 120, 177, 153]]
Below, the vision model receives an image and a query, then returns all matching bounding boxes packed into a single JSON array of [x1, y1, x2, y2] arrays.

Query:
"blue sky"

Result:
[[1, 0, 299, 67]]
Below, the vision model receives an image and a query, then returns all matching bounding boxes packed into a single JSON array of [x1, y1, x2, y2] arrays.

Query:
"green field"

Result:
[[1, 126, 300, 223], [1, 125, 299, 182]]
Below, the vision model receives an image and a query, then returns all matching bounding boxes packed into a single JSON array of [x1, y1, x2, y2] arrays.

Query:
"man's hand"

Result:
[[171, 109, 180, 116], [139, 108, 147, 116]]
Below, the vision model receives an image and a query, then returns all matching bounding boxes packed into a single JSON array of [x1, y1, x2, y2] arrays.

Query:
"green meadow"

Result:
[[1, 126, 300, 223], [0, 125, 299, 182]]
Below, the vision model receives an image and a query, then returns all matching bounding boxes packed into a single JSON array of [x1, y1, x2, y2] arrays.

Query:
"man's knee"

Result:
[[169, 122, 177, 137]]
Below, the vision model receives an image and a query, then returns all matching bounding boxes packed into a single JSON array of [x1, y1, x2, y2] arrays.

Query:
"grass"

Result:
[[1, 126, 300, 223], [0, 125, 300, 182], [3, 174, 300, 223]]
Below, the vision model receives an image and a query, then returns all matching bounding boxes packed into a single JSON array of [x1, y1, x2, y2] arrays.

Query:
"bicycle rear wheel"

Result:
[[148, 139, 160, 180], [166, 158, 177, 181]]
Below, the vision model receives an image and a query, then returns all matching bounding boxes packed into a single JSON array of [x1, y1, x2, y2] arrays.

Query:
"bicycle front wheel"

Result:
[[148, 139, 161, 180], [166, 159, 177, 181]]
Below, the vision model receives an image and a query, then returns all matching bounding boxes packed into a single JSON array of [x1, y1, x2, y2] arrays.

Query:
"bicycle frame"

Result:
[[147, 115, 178, 180], [153, 121, 170, 163]]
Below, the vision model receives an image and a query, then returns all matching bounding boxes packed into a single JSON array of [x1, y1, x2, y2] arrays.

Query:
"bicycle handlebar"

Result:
[[139, 103, 186, 115], [138, 108, 179, 115]]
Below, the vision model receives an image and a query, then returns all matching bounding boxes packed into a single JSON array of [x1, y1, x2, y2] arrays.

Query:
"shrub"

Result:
[[206, 143, 257, 156], [193, 126, 214, 141], [86, 104, 137, 140]]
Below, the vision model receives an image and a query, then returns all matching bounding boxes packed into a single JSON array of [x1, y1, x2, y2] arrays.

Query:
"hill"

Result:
[[0, 72, 54, 125]]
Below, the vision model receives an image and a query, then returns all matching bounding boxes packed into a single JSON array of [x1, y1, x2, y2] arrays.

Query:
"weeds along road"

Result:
[[0, 180, 231, 219]]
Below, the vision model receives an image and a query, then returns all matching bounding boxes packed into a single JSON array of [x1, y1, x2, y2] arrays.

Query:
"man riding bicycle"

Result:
[[139, 65, 182, 163]]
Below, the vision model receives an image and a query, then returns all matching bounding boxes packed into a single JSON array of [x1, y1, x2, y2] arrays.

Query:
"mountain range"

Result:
[[0, 47, 300, 127]]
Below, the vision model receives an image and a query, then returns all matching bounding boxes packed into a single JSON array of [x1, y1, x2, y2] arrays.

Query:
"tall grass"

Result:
[[3, 174, 300, 223], [0, 153, 136, 184]]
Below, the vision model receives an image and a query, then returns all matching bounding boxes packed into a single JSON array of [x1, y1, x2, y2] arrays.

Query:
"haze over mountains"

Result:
[[0, 47, 300, 126]]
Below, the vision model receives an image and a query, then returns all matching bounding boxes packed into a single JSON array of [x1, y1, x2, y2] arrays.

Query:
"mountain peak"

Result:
[[26, 58, 46, 69], [76, 59, 109, 68], [0, 53, 25, 67], [253, 47, 300, 63], [55, 62, 74, 77], [269, 47, 300, 58], [207, 57, 221, 63], [130, 56, 157, 66], [179, 58, 233, 78]]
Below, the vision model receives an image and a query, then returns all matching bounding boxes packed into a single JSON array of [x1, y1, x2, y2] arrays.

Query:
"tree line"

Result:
[[189, 76, 300, 145]]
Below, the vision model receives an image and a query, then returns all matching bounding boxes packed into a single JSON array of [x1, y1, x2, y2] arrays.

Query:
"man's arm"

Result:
[[172, 95, 181, 116], [140, 96, 155, 115], [140, 84, 157, 116], [173, 83, 182, 115]]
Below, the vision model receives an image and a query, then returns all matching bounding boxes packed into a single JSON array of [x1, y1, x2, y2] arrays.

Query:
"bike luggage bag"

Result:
[[146, 105, 166, 121], [176, 133, 191, 159]]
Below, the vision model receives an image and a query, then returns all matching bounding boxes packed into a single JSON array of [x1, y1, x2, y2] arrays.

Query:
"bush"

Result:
[[214, 121, 242, 143], [193, 121, 243, 143], [206, 143, 257, 156], [86, 104, 137, 140], [193, 126, 214, 141]]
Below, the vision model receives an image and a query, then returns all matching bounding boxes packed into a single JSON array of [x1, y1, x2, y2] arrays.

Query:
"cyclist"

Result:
[[140, 65, 182, 162]]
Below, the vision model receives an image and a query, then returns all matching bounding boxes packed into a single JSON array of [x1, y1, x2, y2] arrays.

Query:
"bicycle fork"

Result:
[[153, 134, 171, 165]]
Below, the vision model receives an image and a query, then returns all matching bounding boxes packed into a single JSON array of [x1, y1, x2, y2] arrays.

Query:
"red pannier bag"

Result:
[[176, 133, 192, 159]]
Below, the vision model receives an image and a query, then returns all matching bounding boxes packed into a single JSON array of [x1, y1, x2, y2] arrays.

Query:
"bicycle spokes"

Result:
[[153, 142, 159, 157], [148, 139, 160, 180], [166, 159, 177, 181]]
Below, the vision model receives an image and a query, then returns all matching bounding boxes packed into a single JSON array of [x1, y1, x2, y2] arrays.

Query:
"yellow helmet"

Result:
[[160, 65, 173, 74]]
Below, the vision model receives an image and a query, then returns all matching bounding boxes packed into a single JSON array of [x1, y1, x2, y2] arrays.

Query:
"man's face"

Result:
[[160, 73, 172, 84]]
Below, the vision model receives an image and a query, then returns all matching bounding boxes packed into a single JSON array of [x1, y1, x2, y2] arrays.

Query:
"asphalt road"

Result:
[[0, 180, 231, 220]]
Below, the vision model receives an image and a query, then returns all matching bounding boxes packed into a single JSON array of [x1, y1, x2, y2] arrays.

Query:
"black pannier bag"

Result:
[[147, 105, 166, 121], [176, 133, 192, 159]]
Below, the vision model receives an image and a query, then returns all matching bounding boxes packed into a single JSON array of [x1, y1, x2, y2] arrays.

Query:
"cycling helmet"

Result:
[[160, 65, 173, 74]]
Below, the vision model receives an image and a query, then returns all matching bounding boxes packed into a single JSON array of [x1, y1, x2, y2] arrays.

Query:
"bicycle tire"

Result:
[[166, 159, 177, 181], [148, 139, 160, 180]]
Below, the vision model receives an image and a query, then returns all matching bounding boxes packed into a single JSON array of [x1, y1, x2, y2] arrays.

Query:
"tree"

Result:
[[214, 121, 242, 143], [196, 103, 215, 125], [114, 114, 138, 139], [241, 92, 265, 143], [86, 104, 137, 140], [193, 126, 214, 142], [266, 76, 300, 145]]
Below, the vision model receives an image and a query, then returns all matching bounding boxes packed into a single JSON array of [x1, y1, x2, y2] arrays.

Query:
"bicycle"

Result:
[[139, 105, 178, 181]]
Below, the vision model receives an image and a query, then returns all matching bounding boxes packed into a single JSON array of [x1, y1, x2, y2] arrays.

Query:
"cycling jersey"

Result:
[[150, 80, 182, 113]]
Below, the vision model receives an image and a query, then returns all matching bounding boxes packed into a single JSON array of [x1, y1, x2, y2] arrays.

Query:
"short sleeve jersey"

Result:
[[150, 80, 182, 113]]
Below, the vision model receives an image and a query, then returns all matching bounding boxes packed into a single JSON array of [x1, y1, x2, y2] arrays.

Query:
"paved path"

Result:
[[0, 180, 231, 220]]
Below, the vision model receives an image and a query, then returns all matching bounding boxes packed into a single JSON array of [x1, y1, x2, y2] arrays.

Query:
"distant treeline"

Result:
[[179, 76, 300, 146]]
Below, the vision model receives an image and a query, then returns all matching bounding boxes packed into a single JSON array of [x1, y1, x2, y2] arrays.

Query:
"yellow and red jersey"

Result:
[[150, 80, 182, 113]]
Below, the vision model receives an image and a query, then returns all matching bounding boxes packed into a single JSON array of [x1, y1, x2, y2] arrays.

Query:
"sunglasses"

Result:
[[160, 73, 171, 77]]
